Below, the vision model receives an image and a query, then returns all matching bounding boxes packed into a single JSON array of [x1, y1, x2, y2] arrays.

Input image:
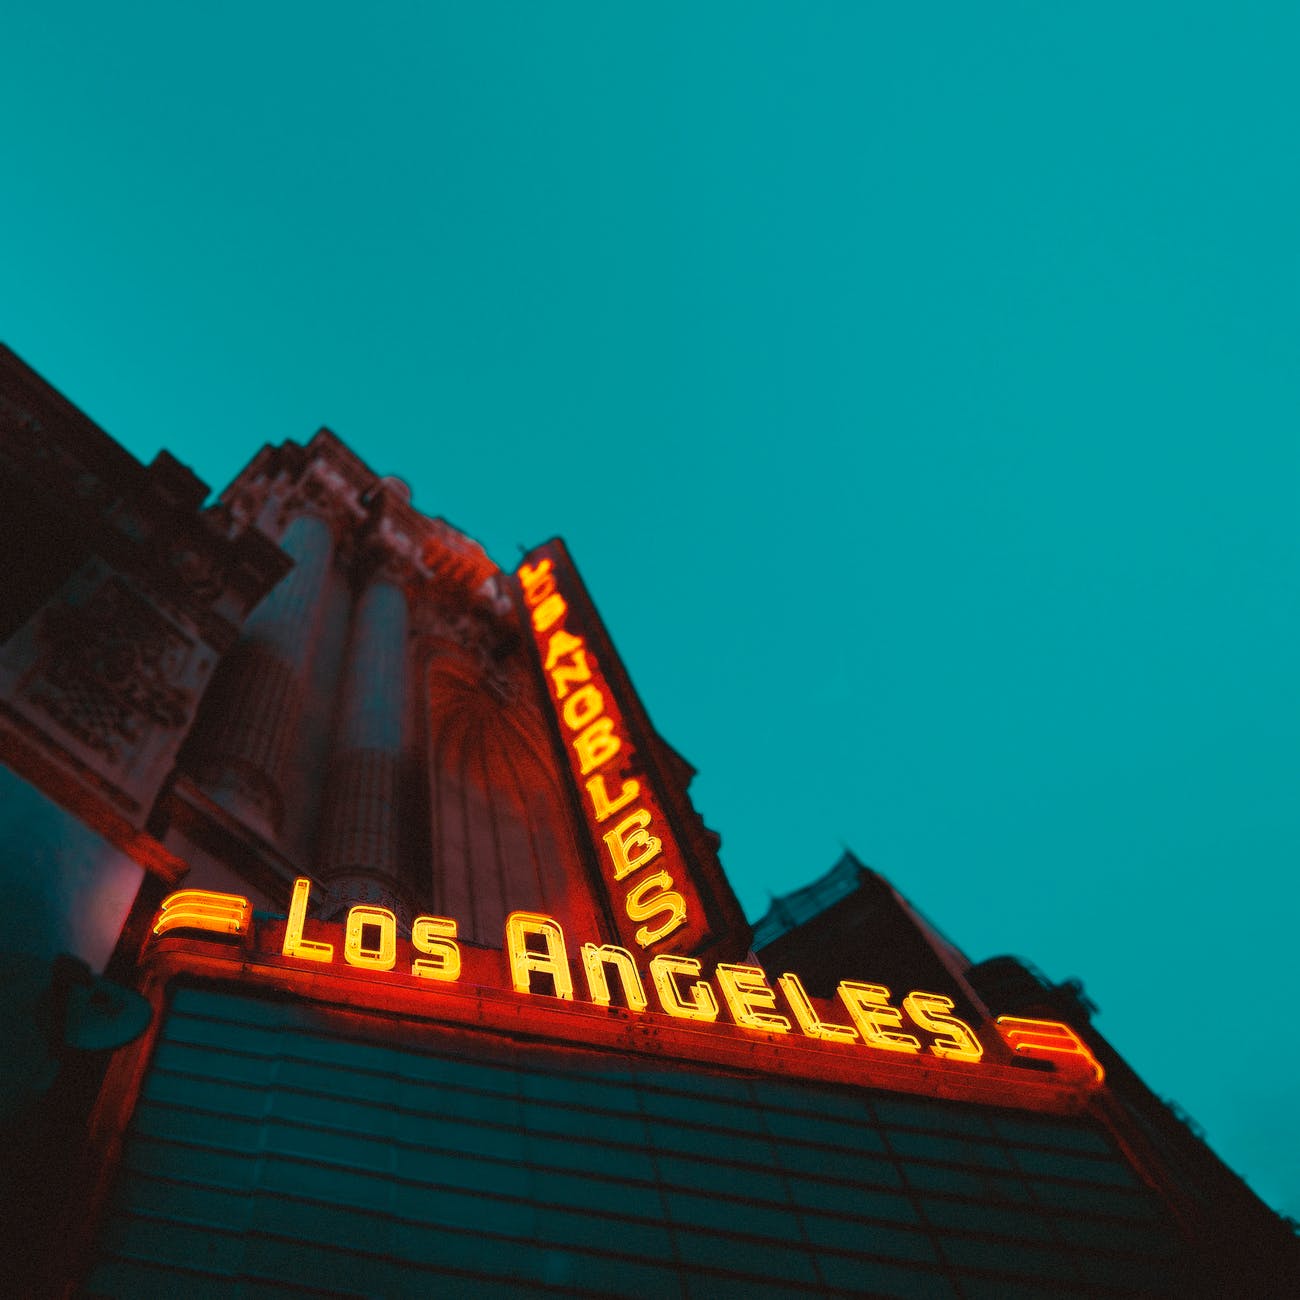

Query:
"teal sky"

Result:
[[4, 5, 1297, 1215]]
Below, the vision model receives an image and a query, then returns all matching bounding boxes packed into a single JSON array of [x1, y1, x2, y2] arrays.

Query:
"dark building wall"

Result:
[[0, 346, 289, 890], [91, 986, 1188, 1299], [754, 852, 986, 1020]]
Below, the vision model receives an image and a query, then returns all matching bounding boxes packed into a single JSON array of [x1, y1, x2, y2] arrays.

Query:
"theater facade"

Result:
[[1, 344, 1295, 1297]]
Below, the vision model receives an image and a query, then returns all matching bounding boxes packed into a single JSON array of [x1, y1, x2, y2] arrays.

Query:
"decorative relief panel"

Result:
[[274, 460, 367, 539], [24, 578, 194, 764], [165, 543, 227, 606]]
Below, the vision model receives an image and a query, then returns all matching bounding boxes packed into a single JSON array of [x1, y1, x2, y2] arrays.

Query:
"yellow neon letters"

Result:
[[581, 943, 648, 1012], [411, 916, 461, 981], [573, 716, 620, 774], [602, 809, 662, 880], [716, 964, 791, 1034], [903, 992, 984, 1063], [649, 955, 718, 1022], [585, 773, 640, 823], [838, 981, 921, 1054], [624, 871, 688, 947], [544, 627, 583, 670], [777, 972, 858, 1043], [532, 593, 567, 632], [562, 684, 604, 732], [158, 893, 1011, 1076], [505, 912, 573, 1000], [518, 558, 554, 602], [282, 877, 334, 963], [343, 906, 397, 971], [550, 647, 592, 698], [520, 546, 699, 953]]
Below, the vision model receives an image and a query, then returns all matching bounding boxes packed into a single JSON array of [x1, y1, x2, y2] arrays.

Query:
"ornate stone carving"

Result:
[[355, 530, 418, 594], [25, 580, 194, 763], [274, 459, 366, 538], [320, 876, 414, 931], [166, 543, 227, 605]]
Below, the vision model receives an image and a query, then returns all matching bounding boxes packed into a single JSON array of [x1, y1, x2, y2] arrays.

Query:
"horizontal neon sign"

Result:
[[150, 883, 1103, 1086]]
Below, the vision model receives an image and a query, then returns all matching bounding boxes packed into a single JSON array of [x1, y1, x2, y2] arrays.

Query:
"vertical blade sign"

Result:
[[515, 542, 713, 957]]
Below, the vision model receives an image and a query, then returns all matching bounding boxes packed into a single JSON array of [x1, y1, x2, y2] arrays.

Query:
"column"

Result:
[[317, 564, 412, 923], [190, 511, 336, 835]]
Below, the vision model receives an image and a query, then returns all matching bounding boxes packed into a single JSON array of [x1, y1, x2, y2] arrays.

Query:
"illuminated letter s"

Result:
[[412, 916, 461, 981], [902, 992, 984, 1063], [625, 871, 687, 948]]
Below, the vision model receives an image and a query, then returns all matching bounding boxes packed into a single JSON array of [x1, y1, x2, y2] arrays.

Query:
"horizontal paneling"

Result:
[[88, 986, 1186, 1296]]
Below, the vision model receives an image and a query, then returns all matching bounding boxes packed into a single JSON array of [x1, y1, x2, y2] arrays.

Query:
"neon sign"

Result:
[[516, 544, 707, 953], [147, 880, 1105, 1092], [997, 1015, 1105, 1083], [152, 889, 250, 938]]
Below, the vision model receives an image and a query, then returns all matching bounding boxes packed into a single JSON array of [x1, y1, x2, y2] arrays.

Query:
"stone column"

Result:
[[191, 510, 337, 835], [317, 559, 412, 923]]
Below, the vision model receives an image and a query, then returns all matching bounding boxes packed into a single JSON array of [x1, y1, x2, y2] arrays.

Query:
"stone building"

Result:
[[1, 344, 1295, 1297]]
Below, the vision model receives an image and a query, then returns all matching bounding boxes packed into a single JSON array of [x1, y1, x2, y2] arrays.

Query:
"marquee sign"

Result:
[[513, 542, 743, 960], [149, 882, 1104, 1096]]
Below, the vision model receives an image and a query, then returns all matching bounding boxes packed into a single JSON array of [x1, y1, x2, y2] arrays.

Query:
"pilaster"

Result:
[[317, 534, 415, 925]]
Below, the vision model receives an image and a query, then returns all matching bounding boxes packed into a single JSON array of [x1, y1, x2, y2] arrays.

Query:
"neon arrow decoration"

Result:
[[152, 889, 251, 939], [996, 1015, 1105, 1085]]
